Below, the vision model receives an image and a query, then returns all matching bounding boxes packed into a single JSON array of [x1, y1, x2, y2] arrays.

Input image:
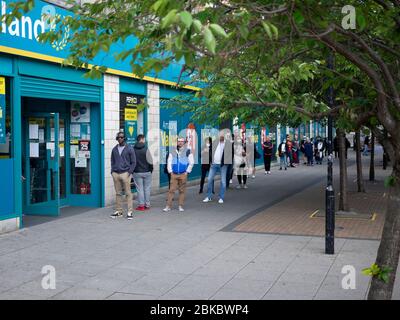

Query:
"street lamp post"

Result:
[[326, 53, 335, 255]]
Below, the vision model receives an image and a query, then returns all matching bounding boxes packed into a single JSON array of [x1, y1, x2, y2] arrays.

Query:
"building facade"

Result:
[[0, 0, 326, 234]]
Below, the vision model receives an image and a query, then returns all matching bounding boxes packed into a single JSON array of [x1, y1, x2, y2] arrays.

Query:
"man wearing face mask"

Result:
[[203, 131, 233, 204], [163, 137, 194, 212], [110, 131, 137, 220]]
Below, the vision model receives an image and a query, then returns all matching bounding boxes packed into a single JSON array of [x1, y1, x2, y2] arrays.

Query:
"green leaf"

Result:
[[238, 24, 249, 40], [270, 23, 279, 39], [261, 21, 272, 40], [175, 34, 183, 50], [192, 19, 202, 33], [356, 11, 366, 31], [293, 10, 305, 24], [151, 0, 166, 13], [179, 11, 192, 29], [203, 26, 216, 55], [210, 24, 228, 38], [161, 9, 178, 29]]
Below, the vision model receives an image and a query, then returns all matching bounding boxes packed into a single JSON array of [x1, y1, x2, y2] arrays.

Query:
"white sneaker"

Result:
[[127, 211, 133, 220], [252, 175, 256, 179], [203, 197, 212, 203], [179, 206, 185, 212], [243, 185, 248, 189], [268, 171, 271, 174], [265, 171, 268, 175], [162, 206, 171, 212], [218, 199, 224, 204], [236, 184, 242, 189], [229, 179, 233, 184]]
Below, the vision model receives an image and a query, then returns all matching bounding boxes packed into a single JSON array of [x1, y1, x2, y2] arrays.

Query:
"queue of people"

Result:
[[110, 130, 332, 218]]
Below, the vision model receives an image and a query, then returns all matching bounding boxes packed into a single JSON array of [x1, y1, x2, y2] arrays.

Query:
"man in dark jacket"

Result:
[[133, 134, 153, 211], [203, 132, 233, 204], [111, 131, 137, 219]]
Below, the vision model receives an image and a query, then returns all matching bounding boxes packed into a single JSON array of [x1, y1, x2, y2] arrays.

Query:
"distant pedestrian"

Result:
[[163, 137, 194, 212], [110, 131, 137, 220], [234, 137, 248, 189], [286, 135, 295, 167], [225, 134, 235, 188], [199, 137, 214, 194], [314, 137, 324, 165], [293, 134, 300, 164], [262, 136, 273, 174], [300, 137, 307, 164], [363, 135, 370, 156], [133, 134, 153, 211], [333, 136, 339, 158], [304, 138, 314, 166], [278, 139, 288, 170]]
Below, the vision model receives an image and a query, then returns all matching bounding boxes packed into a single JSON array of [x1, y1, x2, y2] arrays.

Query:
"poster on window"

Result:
[[71, 102, 90, 123], [0, 77, 5, 144]]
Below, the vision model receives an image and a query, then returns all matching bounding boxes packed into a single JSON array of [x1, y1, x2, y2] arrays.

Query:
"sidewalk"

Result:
[[0, 151, 399, 300]]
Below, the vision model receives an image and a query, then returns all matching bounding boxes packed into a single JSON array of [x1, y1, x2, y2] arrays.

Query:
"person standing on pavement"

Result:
[[363, 135, 370, 156], [226, 133, 235, 189], [305, 138, 314, 166], [110, 131, 137, 220], [203, 133, 232, 204], [133, 134, 153, 211], [199, 137, 214, 194], [234, 136, 249, 189], [278, 139, 288, 170], [163, 137, 194, 212], [262, 136, 273, 174]]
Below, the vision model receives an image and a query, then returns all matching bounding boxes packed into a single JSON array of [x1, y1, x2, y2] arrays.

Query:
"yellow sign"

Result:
[[125, 108, 137, 121], [0, 77, 5, 95]]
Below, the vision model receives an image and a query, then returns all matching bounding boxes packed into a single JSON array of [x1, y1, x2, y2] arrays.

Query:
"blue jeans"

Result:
[[207, 164, 228, 200], [279, 155, 287, 169]]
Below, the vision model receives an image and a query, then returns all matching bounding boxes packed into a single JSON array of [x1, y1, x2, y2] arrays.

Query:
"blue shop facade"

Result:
[[0, 0, 326, 234]]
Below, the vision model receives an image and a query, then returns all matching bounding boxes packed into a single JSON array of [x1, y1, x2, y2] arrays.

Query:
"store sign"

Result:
[[0, 0, 192, 85], [0, 76, 5, 144]]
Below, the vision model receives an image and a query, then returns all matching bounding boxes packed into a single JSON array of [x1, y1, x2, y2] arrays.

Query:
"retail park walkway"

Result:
[[0, 151, 399, 300]]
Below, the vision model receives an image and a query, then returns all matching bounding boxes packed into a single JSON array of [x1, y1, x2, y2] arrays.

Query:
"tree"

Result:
[[4, 0, 400, 299]]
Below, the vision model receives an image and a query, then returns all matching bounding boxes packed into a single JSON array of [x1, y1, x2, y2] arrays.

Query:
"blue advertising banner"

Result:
[[0, 0, 196, 87], [0, 76, 5, 144]]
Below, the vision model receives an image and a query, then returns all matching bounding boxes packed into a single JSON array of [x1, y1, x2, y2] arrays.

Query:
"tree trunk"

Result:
[[368, 155, 400, 299], [370, 132, 375, 181], [356, 131, 365, 192], [338, 129, 349, 211]]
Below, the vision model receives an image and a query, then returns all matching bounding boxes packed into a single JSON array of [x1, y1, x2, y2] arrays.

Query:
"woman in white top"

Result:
[[234, 138, 249, 189]]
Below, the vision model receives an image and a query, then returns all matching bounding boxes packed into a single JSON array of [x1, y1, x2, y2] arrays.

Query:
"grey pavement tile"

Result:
[[2, 277, 74, 299], [234, 234, 279, 248], [76, 275, 128, 292], [59, 261, 110, 277], [95, 267, 146, 283], [161, 274, 232, 300], [266, 280, 321, 298], [0, 289, 43, 300], [216, 245, 265, 262], [211, 278, 274, 300], [262, 293, 313, 300], [233, 261, 285, 282], [50, 286, 114, 300], [107, 292, 158, 300], [119, 272, 187, 296], [192, 259, 249, 277]]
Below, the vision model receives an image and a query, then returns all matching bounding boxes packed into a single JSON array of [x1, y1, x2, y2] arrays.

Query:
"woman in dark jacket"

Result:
[[304, 138, 314, 166], [199, 137, 214, 193], [262, 136, 273, 174]]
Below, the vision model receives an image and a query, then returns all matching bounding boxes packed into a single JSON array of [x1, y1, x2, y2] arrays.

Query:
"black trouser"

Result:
[[237, 175, 247, 185], [200, 165, 214, 193], [263, 154, 272, 171]]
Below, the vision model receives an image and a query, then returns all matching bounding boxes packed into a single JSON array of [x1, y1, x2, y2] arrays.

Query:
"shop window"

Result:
[[70, 101, 91, 195], [0, 77, 11, 159], [119, 93, 145, 146]]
